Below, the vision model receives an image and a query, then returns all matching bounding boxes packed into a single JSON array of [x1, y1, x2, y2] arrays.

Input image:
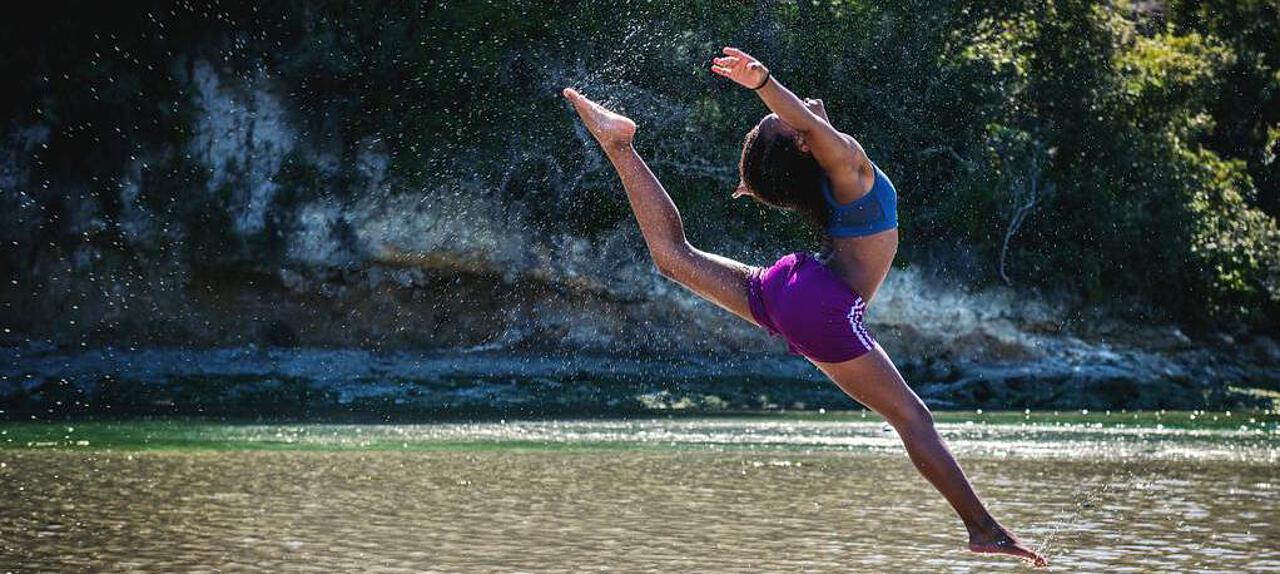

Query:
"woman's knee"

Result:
[[889, 400, 934, 433]]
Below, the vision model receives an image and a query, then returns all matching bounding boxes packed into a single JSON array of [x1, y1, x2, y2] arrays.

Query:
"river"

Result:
[[1, 412, 1276, 572]]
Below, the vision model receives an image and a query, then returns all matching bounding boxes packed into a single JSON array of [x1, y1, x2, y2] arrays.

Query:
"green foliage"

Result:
[[3, 0, 1277, 328], [1186, 152, 1280, 321], [1167, 0, 1280, 217]]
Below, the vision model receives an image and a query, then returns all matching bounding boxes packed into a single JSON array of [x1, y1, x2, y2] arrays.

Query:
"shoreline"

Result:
[[2, 343, 1276, 419]]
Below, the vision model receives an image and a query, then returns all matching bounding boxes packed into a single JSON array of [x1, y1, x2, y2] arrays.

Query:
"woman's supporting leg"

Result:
[[813, 345, 1048, 566]]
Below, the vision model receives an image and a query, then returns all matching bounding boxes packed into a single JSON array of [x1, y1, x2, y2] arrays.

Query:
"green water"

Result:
[[4, 410, 1274, 451], [1, 411, 1277, 572]]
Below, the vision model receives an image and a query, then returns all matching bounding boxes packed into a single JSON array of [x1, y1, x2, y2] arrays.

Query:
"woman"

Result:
[[562, 46, 1047, 567]]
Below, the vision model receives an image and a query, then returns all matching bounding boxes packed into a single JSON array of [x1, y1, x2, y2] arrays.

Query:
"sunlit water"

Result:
[[1, 414, 1277, 572]]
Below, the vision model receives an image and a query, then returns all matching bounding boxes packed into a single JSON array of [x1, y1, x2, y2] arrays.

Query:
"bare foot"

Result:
[[562, 88, 636, 151], [969, 525, 1049, 567]]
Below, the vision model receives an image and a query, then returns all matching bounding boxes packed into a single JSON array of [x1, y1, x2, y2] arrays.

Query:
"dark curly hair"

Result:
[[738, 114, 829, 230]]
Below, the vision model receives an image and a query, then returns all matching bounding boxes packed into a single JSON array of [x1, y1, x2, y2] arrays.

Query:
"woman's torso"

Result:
[[821, 231, 898, 304], [817, 156, 899, 303]]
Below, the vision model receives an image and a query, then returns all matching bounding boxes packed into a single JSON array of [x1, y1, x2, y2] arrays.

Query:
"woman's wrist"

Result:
[[750, 68, 772, 90]]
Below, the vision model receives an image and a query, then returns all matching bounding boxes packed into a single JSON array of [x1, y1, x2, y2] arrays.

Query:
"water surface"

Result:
[[1, 412, 1276, 572]]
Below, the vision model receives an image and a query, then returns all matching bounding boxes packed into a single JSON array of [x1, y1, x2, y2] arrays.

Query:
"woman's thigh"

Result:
[[811, 344, 930, 424], [658, 243, 760, 328]]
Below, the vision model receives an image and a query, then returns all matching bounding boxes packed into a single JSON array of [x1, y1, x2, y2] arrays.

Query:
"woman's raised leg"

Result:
[[563, 88, 760, 325], [813, 346, 1048, 567]]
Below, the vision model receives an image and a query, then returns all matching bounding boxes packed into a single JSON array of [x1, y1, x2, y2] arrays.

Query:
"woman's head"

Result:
[[737, 114, 828, 229]]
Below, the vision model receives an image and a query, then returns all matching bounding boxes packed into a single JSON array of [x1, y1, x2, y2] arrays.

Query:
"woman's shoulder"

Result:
[[821, 139, 876, 206]]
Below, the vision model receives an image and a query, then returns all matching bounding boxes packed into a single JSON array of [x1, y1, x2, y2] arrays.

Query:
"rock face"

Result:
[[1, 60, 1276, 413], [0, 58, 772, 356]]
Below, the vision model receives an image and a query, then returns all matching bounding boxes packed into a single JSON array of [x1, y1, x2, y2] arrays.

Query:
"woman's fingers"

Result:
[[713, 47, 767, 87], [722, 46, 755, 62]]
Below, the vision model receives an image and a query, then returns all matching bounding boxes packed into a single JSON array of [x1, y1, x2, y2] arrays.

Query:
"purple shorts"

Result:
[[746, 252, 876, 363]]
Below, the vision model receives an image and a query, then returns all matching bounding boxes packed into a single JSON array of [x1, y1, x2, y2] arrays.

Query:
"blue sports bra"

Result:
[[820, 162, 898, 238]]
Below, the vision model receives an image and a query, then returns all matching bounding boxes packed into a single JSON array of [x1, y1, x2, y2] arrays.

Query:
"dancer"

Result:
[[563, 46, 1047, 567]]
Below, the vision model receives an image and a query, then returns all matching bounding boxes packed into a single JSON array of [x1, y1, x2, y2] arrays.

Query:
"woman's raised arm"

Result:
[[711, 47, 872, 203]]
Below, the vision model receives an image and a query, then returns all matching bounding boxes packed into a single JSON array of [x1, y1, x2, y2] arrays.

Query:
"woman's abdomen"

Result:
[[830, 229, 898, 303]]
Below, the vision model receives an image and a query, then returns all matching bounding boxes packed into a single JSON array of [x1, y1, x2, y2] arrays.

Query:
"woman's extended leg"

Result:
[[563, 88, 760, 324], [813, 346, 1048, 567]]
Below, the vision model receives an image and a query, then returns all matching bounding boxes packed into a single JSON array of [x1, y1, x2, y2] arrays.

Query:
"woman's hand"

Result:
[[710, 47, 770, 90]]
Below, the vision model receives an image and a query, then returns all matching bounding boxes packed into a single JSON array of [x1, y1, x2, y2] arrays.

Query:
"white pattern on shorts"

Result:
[[847, 299, 873, 350]]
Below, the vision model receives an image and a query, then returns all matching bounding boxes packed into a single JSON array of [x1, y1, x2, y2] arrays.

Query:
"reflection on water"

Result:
[[0, 417, 1276, 572]]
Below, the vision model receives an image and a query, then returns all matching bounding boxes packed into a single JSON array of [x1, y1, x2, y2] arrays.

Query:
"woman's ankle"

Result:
[[965, 516, 1006, 540]]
